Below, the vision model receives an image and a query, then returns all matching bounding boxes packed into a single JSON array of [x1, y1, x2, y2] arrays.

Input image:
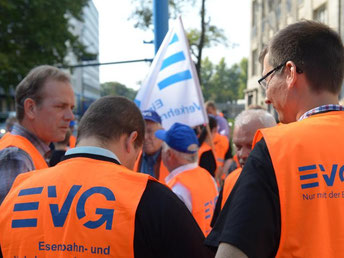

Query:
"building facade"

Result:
[[67, 0, 100, 116], [247, 0, 344, 115]]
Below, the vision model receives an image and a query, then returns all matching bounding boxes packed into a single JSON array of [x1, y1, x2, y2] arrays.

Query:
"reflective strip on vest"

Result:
[[0, 133, 48, 170], [166, 166, 218, 236], [0, 157, 152, 257], [213, 133, 230, 167], [254, 111, 344, 257]]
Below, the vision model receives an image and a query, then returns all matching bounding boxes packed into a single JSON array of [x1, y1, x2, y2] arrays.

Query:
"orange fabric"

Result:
[[253, 111, 344, 257], [0, 156, 152, 257], [69, 135, 77, 148], [166, 166, 218, 236], [213, 133, 229, 167], [232, 154, 240, 168], [198, 142, 211, 157], [134, 150, 169, 183], [221, 167, 242, 209], [0, 133, 48, 170]]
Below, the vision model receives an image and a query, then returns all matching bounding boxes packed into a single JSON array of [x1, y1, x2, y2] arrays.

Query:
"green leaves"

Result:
[[0, 0, 94, 91], [201, 57, 248, 103], [100, 82, 137, 101]]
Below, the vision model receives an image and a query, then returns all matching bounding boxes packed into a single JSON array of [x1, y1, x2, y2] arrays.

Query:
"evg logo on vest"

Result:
[[11, 185, 115, 230], [298, 164, 344, 189]]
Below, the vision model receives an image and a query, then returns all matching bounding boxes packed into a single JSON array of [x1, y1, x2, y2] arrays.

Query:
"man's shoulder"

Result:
[[0, 146, 32, 163]]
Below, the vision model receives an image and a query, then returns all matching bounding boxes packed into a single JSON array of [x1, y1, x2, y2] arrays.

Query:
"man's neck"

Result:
[[295, 91, 339, 120]]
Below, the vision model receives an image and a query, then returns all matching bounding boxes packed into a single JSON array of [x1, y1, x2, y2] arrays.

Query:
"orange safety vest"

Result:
[[69, 135, 77, 148], [134, 150, 169, 183], [232, 154, 240, 168], [221, 167, 242, 209], [0, 156, 153, 257], [198, 142, 218, 174], [166, 166, 218, 236], [253, 111, 344, 257], [213, 133, 229, 167], [0, 133, 48, 169]]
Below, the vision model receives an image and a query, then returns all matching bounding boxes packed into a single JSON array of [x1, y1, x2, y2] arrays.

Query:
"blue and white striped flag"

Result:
[[134, 16, 208, 129]]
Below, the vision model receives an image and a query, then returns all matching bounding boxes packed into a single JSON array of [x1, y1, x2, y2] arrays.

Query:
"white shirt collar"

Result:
[[165, 162, 198, 184], [65, 146, 121, 164]]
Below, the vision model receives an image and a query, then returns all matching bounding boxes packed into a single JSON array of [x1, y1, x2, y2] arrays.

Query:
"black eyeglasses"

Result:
[[258, 62, 304, 90], [258, 62, 286, 90]]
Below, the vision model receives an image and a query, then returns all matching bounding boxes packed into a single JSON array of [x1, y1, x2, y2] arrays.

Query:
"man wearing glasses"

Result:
[[206, 20, 344, 258]]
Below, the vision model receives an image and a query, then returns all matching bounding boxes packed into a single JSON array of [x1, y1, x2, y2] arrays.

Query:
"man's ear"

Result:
[[285, 61, 298, 90], [125, 131, 138, 153], [23, 98, 37, 120]]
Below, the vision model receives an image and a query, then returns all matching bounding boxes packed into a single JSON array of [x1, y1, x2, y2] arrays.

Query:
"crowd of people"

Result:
[[0, 20, 344, 258]]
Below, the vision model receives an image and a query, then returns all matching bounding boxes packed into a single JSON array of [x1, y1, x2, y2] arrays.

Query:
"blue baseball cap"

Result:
[[142, 110, 162, 124], [155, 123, 199, 154]]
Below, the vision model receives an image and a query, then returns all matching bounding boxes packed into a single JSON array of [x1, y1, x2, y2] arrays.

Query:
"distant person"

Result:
[[49, 129, 71, 166], [205, 101, 230, 138], [5, 115, 17, 132], [197, 122, 218, 178], [0, 65, 75, 204], [156, 122, 218, 236], [134, 110, 169, 182], [207, 20, 344, 258], [0, 96, 214, 258], [208, 115, 231, 181], [68, 120, 77, 148], [211, 109, 276, 226]]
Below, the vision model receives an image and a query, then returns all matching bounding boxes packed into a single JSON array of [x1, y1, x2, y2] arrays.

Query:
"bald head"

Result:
[[233, 110, 276, 167]]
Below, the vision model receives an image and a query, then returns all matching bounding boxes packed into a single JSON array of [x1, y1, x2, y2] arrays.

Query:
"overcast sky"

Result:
[[92, 0, 251, 90]]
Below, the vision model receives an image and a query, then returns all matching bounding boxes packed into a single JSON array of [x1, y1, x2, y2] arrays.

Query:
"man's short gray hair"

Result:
[[162, 142, 198, 163], [235, 109, 276, 129]]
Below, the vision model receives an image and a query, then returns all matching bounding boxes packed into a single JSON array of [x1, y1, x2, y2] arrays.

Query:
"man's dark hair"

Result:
[[77, 96, 145, 148], [205, 101, 217, 111], [15, 65, 71, 122], [198, 115, 217, 146], [268, 20, 344, 94]]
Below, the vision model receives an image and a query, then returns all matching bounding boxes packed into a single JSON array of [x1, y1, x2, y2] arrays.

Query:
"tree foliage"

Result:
[[129, 0, 227, 81], [100, 82, 137, 101], [201, 57, 248, 103], [0, 0, 95, 91]]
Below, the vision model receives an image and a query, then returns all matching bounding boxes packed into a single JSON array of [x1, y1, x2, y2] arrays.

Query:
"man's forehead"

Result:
[[262, 53, 272, 73]]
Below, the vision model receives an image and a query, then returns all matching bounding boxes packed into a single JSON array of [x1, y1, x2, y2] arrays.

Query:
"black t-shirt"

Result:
[[199, 150, 217, 177], [205, 139, 281, 258], [135, 180, 214, 257]]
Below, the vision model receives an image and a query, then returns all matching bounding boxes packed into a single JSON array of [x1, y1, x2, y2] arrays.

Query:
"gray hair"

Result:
[[235, 109, 276, 129], [162, 142, 198, 163]]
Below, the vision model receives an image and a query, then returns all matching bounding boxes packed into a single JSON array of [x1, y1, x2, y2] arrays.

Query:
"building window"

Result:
[[248, 94, 253, 106], [268, 0, 274, 11], [276, 0, 282, 22], [313, 4, 327, 24], [252, 49, 258, 76], [286, 0, 292, 13], [298, 0, 304, 5], [252, 0, 258, 27]]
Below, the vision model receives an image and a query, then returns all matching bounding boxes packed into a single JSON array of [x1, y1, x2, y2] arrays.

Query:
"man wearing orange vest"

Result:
[[0, 96, 213, 257], [134, 110, 169, 182], [68, 120, 77, 148], [206, 21, 344, 258], [156, 122, 218, 236], [210, 109, 276, 225], [0, 65, 75, 204]]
